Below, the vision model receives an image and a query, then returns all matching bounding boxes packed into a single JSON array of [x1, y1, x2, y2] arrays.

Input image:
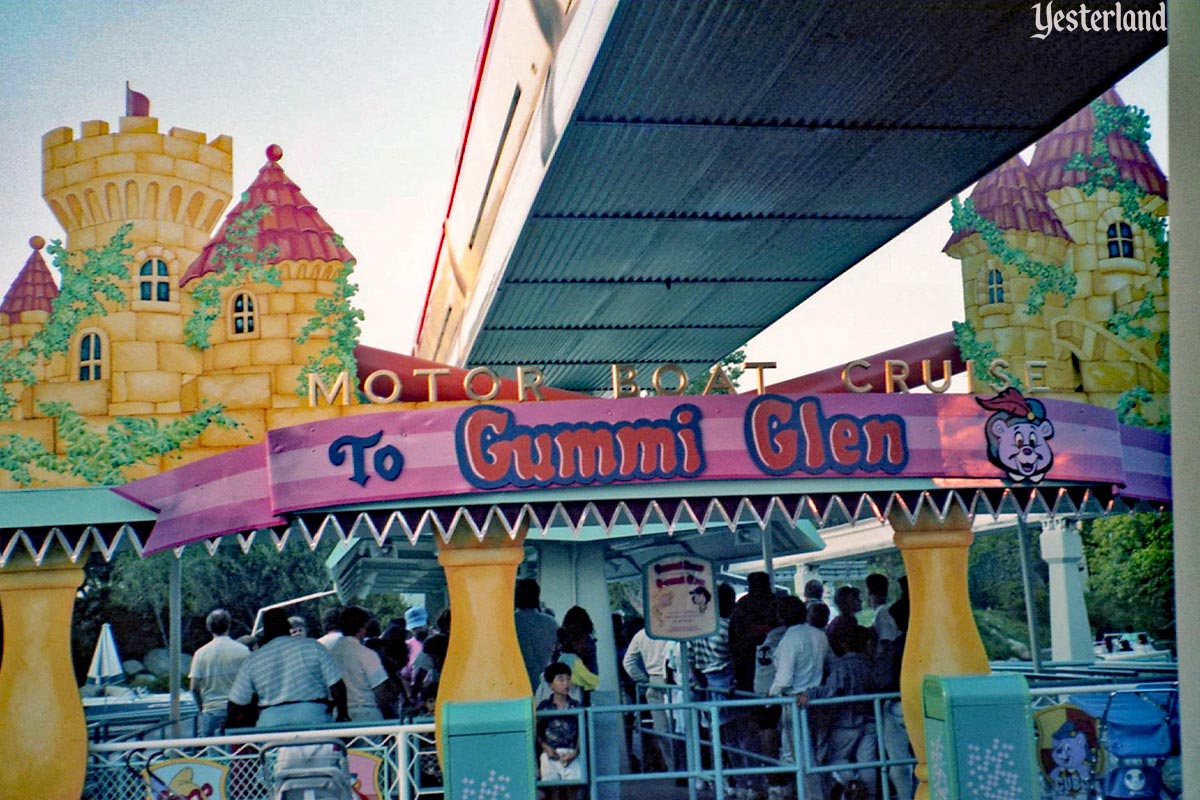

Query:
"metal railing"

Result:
[[86, 723, 431, 800], [83, 672, 1179, 799]]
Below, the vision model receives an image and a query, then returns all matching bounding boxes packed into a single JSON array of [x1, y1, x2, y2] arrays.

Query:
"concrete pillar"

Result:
[[890, 505, 990, 800], [0, 551, 88, 800], [537, 539, 624, 798], [1040, 519, 1094, 662]]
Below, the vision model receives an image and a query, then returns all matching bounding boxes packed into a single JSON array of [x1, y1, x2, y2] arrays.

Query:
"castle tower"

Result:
[[180, 144, 357, 435], [39, 106, 234, 417], [1028, 88, 1169, 416], [944, 155, 1077, 397], [0, 237, 58, 352], [42, 110, 233, 268], [946, 89, 1169, 422]]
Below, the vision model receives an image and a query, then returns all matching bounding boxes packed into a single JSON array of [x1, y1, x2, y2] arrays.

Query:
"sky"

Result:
[[0, 2, 1169, 385]]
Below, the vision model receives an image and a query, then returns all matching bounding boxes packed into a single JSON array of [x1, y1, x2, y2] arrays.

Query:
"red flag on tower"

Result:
[[125, 82, 150, 116]]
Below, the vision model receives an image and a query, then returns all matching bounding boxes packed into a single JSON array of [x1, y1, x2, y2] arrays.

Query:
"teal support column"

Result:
[[536, 540, 624, 798]]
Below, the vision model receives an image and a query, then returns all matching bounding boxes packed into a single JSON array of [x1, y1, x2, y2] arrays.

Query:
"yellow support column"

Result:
[[0, 551, 88, 800], [434, 516, 530, 756], [891, 504, 990, 800]]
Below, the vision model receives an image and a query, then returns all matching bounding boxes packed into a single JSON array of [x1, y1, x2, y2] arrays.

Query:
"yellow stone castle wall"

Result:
[[0, 114, 373, 491], [953, 187, 1169, 421]]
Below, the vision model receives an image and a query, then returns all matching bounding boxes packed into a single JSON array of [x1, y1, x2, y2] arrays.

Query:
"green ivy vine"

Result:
[[949, 196, 1077, 316], [294, 236, 363, 398], [0, 402, 240, 486], [0, 224, 134, 419], [952, 319, 1021, 392], [950, 96, 1170, 430], [1115, 386, 1170, 433], [0, 223, 243, 485], [184, 200, 281, 350], [1066, 100, 1169, 281], [1063, 99, 1170, 428]]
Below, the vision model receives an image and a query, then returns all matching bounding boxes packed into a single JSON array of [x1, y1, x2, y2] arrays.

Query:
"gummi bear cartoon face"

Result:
[[977, 389, 1055, 484], [1051, 728, 1088, 770], [989, 416, 1055, 482]]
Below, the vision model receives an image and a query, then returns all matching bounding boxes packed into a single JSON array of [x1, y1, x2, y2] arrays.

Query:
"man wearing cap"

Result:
[[228, 608, 348, 729], [401, 607, 429, 684]]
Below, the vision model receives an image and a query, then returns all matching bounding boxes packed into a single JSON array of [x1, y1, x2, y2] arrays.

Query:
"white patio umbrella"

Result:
[[86, 623, 125, 686]]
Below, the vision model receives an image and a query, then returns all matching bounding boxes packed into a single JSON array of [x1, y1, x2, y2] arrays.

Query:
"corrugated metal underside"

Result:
[[467, 0, 1164, 392]]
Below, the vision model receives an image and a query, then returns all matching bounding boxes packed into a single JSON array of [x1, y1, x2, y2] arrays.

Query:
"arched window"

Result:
[[139, 258, 171, 302], [78, 331, 104, 381], [1107, 221, 1134, 259], [986, 268, 1005, 305], [229, 291, 257, 336]]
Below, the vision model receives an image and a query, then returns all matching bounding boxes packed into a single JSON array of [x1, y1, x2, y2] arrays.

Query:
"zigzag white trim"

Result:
[[0, 487, 1165, 564]]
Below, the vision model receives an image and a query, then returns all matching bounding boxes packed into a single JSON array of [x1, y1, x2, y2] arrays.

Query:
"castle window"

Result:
[[229, 291, 258, 338], [139, 258, 171, 302], [1107, 221, 1134, 259], [77, 331, 105, 381], [986, 268, 1005, 305]]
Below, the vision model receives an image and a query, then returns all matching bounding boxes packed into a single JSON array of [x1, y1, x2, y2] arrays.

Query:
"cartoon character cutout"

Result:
[[144, 760, 228, 800], [1048, 721, 1093, 799], [977, 388, 1055, 483], [1034, 705, 1101, 800]]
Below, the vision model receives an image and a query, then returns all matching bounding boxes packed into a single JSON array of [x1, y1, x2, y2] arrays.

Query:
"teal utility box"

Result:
[[922, 674, 1040, 800], [442, 698, 537, 799]]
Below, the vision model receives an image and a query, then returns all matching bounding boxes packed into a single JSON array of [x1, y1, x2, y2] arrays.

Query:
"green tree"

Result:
[[98, 539, 338, 656], [1081, 512, 1174, 641], [685, 348, 746, 395]]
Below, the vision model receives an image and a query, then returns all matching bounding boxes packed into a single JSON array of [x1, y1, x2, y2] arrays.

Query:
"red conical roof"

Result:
[[181, 144, 355, 286], [943, 155, 1071, 251], [1, 236, 59, 323], [1029, 88, 1168, 200]]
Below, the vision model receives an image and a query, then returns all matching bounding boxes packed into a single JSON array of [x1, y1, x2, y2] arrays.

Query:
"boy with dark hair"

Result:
[[537, 662, 583, 799]]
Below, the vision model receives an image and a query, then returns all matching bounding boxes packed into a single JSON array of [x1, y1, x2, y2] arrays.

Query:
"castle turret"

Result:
[[42, 111, 233, 283], [182, 144, 357, 433], [35, 106, 235, 419], [947, 89, 1169, 422], [0, 236, 58, 342], [1030, 89, 1169, 415], [944, 155, 1078, 396]]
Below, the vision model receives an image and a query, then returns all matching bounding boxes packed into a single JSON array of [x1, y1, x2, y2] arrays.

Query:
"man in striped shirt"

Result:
[[688, 583, 736, 695], [228, 608, 348, 729]]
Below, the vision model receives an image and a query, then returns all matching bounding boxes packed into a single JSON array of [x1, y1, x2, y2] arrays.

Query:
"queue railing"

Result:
[[83, 673, 1177, 799]]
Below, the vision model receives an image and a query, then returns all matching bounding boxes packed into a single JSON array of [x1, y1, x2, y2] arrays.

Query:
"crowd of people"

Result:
[[188, 570, 913, 800], [189, 602, 449, 736]]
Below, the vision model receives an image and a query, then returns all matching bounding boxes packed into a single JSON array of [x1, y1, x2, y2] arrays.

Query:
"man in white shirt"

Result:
[[317, 606, 343, 648], [327, 606, 396, 721], [622, 626, 680, 772], [767, 597, 830, 800], [190, 608, 250, 736], [866, 574, 901, 643]]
